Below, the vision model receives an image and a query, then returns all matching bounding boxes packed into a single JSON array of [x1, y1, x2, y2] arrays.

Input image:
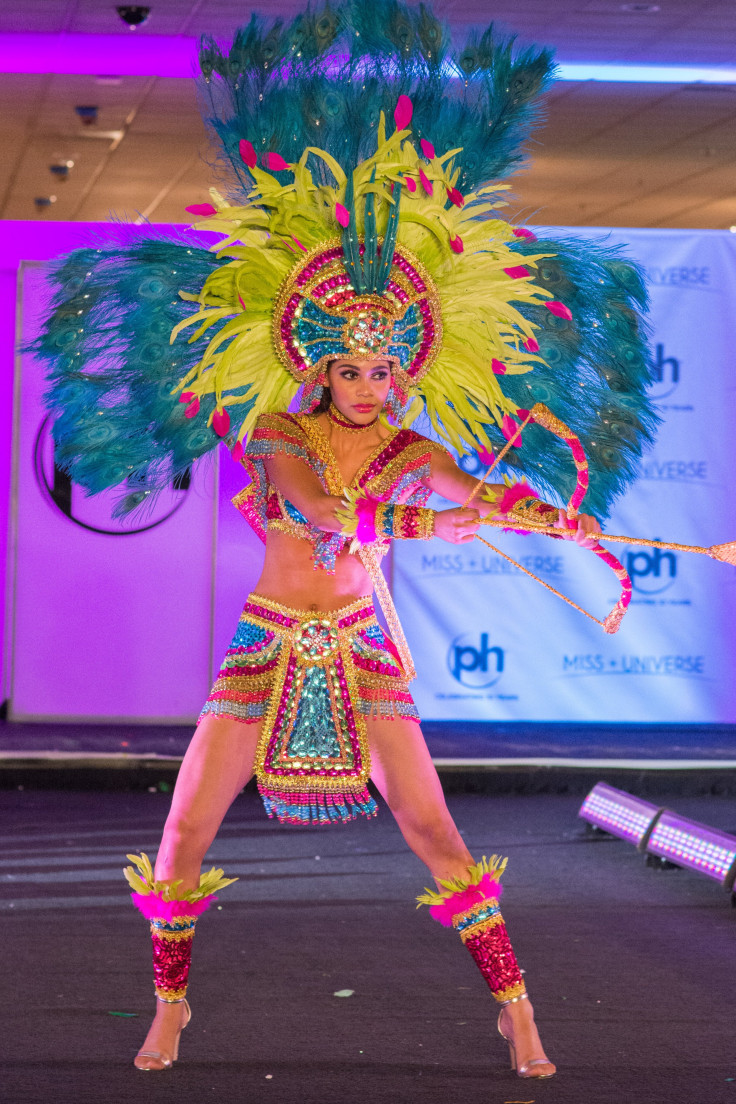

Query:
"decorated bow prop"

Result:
[[465, 403, 633, 634]]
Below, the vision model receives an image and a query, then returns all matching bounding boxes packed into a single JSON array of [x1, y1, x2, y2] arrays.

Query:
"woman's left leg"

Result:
[[367, 717, 555, 1078]]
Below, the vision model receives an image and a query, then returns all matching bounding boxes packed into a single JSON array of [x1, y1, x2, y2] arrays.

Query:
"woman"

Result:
[[130, 354, 601, 1076], [35, 0, 653, 1081]]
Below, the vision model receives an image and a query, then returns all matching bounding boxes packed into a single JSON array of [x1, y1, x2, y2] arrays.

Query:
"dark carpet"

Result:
[[2, 785, 735, 1104]]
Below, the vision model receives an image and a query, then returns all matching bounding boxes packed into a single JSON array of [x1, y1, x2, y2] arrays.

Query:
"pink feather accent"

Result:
[[184, 396, 200, 418], [491, 358, 506, 375], [512, 226, 537, 241], [495, 480, 540, 536], [524, 337, 540, 353], [263, 152, 290, 172], [354, 494, 379, 543], [335, 202, 350, 227], [546, 300, 573, 320], [292, 237, 307, 252], [185, 203, 216, 217], [231, 440, 244, 463], [504, 265, 530, 279], [446, 186, 464, 207], [449, 234, 463, 254], [428, 874, 504, 927], [239, 139, 257, 168], [130, 890, 217, 921], [496, 480, 539, 517], [394, 94, 413, 130], [213, 407, 231, 437], [420, 138, 435, 159], [404, 175, 417, 193], [501, 414, 522, 446], [179, 391, 194, 404], [477, 446, 494, 465], [418, 168, 433, 196]]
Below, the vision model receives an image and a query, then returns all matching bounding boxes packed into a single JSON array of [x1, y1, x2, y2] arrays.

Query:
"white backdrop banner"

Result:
[[393, 229, 736, 723]]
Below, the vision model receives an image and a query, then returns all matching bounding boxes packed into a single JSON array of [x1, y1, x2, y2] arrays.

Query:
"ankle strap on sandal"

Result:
[[498, 992, 529, 1008]]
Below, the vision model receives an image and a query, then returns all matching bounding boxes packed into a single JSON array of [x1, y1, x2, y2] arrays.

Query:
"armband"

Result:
[[486, 480, 559, 536], [336, 491, 435, 545]]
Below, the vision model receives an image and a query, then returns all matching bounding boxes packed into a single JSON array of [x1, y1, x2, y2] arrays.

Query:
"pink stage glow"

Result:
[[0, 33, 198, 78], [2, 33, 736, 84]]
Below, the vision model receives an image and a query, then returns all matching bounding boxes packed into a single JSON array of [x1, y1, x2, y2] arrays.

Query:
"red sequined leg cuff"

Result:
[[459, 907, 527, 1004], [150, 918, 197, 1002]]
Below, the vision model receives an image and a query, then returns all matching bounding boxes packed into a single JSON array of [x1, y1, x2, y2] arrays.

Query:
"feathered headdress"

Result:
[[34, 0, 656, 519]]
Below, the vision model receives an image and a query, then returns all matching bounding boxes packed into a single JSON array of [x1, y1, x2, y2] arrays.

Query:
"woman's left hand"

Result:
[[554, 509, 602, 548]]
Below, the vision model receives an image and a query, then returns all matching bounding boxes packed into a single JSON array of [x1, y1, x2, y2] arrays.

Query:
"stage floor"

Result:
[[1, 718, 735, 762], [2, 786, 735, 1104]]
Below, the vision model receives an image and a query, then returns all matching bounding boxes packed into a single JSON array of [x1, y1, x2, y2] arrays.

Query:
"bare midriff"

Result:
[[252, 528, 373, 612]]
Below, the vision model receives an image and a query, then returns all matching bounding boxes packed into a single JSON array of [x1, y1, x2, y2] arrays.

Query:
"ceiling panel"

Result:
[[2, 1, 736, 229]]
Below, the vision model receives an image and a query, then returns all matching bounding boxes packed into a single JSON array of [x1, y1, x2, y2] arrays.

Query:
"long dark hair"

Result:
[[314, 383, 332, 414]]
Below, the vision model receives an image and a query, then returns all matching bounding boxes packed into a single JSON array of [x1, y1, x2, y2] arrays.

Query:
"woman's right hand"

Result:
[[433, 507, 481, 544]]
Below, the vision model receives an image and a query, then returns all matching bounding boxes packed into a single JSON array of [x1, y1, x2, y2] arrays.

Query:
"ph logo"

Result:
[[447, 632, 505, 688], [626, 545, 677, 595], [650, 343, 680, 400]]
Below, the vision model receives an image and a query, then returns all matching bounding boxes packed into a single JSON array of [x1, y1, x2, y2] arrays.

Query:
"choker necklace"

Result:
[[327, 403, 378, 432]]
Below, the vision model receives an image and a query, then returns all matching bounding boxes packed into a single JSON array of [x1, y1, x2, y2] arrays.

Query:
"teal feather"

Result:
[[34, 1, 657, 519], [197, 0, 555, 197], [473, 233, 659, 519], [31, 235, 249, 513]]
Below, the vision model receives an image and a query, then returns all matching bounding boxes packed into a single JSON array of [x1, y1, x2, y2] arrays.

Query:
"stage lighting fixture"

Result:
[[645, 812, 736, 890], [578, 782, 664, 850]]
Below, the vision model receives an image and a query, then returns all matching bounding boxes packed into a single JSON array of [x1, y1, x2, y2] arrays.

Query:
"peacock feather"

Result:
[[35, 0, 657, 520]]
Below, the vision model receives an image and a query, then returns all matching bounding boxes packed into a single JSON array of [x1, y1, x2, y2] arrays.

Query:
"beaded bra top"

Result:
[[233, 412, 441, 572]]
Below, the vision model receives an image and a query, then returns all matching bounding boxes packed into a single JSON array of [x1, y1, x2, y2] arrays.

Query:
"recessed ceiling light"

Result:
[[729, 225, 736, 234], [621, 3, 660, 11]]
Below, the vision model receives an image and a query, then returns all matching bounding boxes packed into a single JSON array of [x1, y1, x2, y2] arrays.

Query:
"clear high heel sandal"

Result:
[[497, 995, 556, 1079], [134, 997, 191, 1071]]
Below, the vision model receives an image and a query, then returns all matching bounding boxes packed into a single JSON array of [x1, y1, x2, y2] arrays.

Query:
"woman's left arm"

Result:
[[424, 447, 603, 548]]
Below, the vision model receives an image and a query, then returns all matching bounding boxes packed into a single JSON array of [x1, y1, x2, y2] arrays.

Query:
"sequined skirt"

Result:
[[200, 594, 419, 825]]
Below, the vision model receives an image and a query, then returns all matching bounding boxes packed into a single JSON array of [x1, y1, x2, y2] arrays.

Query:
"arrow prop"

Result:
[[480, 519, 736, 566]]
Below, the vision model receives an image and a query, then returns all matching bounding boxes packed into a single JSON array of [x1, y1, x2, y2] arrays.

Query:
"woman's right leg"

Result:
[[134, 715, 261, 1069]]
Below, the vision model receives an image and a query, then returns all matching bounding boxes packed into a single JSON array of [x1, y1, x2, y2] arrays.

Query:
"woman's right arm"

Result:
[[264, 454, 344, 532]]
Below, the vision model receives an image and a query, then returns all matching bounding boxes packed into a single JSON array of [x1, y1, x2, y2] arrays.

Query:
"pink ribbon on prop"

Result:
[[519, 404, 633, 633], [355, 494, 380, 543]]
